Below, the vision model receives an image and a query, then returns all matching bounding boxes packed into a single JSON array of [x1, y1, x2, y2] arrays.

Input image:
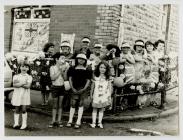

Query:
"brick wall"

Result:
[[49, 5, 98, 52], [166, 4, 179, 54], [4, 5, 179, 55], [95, 5, 121, 46], [120, 5, 163, 46]]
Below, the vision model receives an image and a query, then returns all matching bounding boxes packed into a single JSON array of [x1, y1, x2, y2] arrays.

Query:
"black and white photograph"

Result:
[[3, 0, 181, 137]]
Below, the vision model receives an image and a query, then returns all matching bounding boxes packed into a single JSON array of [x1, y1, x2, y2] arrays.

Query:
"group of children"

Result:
[[11, 37, 167, 130]]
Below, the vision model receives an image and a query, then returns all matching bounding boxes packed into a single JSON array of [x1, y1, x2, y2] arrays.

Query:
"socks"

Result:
[[76, 106, 83, 125], [13, 113, 19, 127], [20, 112, 27, 129], [68, 107, 75, 123]]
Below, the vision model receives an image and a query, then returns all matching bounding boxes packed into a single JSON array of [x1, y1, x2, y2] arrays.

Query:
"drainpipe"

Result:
[[9, 8, 14, 52], [165, 4, 171, 55], [117, 4, 125, 48]]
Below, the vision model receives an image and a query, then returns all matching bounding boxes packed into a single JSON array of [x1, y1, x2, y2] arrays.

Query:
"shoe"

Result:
[[98, 123, 103, 129], [41, 103, 46, 106], [13, 125, 20, 129], [89, 123, 96, 128], [48, 122, 56, 128], [66, 122, 72, 127], [139, 103, 145, 109], [138, 104, 142, 109], [20, 125, 27, 130], [58, 122, 64, 128], [74, 124, 81, 129]]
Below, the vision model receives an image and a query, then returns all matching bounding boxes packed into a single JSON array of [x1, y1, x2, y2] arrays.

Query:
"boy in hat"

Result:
[[60, 41, 73, 58], [60, 41, 73, 65], [72, 37, 92, 60], [81, 37, 91, 47], [88, 43, 103, 70], [80, 37, 92, 59]]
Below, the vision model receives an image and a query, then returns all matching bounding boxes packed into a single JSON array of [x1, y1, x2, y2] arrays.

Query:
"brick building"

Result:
[[4, 5, 179, 56]]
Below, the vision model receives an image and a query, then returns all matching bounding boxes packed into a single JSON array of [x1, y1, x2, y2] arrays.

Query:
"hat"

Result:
[[94, 43, 103, 48], [82, 37, 90, 43], [60, 41, 70, 47], [121, 42, 130, 48], [76, 53, 87, 60], [106, 44, 120, 51], [134, 40, 144, 47]]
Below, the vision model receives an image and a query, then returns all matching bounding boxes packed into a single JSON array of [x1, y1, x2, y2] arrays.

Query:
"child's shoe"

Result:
[[139, 103, 145, 109], [98, 123, 103, 129], [66, 122, 72, 128], [74, 124, 81, 129], [58, 122, 64, 128], [20, 124, 27, 130], [13, 124, 20, 129], [48, 122, 57, 128], [89, 123, 96, 128]]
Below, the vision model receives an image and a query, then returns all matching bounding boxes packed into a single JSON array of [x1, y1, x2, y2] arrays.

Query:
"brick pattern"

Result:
[[121, 5, 163, 46], [95, 5, 121, 46], [4, 5, 178, 56], [166, 5, 179, 53], [49, 5, 98, 52]]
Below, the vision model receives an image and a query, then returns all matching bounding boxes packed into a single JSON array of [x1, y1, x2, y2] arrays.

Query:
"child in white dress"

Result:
[[90, 61, 112, 128], [11, 63, 32, 130]]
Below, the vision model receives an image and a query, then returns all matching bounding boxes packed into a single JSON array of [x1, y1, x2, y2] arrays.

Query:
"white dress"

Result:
[[92, 77, 112, 108], [11, 73, 33, 106]]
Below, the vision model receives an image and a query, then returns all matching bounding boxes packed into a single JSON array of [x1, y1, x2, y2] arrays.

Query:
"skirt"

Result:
[[11, 88, 31, 106]]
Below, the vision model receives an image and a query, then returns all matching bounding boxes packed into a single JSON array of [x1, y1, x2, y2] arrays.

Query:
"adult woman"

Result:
[[40, 43, 55, 105], [145, 41, 159, 83], [133, 40, 148, 82], [132, 40, 148, 107], [120, 42, 135, 83]]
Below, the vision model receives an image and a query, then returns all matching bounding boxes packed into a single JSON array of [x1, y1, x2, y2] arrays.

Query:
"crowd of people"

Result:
[[10, 36, 169, 130]]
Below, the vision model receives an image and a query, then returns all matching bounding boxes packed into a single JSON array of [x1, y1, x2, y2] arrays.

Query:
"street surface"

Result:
[[5, 107, 178, 136]]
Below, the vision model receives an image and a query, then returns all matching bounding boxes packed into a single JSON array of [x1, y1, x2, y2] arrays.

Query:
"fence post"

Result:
[[112, 89, 117, 113]]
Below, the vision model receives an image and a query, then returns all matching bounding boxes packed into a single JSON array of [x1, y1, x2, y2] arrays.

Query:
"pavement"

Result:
[[6, 87, 179, 122]]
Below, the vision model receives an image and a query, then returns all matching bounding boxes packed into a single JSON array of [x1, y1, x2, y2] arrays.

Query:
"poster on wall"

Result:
[[11, 22, 50, 54]]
